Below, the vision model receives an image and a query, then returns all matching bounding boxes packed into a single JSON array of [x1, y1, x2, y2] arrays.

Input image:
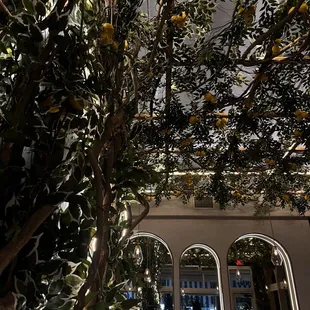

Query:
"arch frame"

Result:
[[130, 231, 173, 259], [233, 233, 299, 310], [180, 243, 225, 310]]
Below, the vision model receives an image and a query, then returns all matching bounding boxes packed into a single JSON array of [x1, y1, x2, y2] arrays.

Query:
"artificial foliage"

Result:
[[0, 0, 310, 308]]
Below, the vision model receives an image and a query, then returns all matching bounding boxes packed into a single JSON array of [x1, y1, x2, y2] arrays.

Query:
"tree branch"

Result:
[[74, 149, 105, 310], [144, 3, 171, 75], [0, 204, 56, 275], [0, 0, 12, 17], [121, 188, 150, 242], [241, 0, 305, 60]]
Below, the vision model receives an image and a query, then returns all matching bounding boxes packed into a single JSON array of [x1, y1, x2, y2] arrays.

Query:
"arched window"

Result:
[[125, 232, 173, 310], [227, 233, 298, 310], [180, 244, 224, 310]]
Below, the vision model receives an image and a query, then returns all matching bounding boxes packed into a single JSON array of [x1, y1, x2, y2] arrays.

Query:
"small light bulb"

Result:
[[144, 268, 151, 276], [133, 244, 143, 266]]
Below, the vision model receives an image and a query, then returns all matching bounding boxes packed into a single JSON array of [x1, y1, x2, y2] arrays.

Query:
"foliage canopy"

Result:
[[0, 0, 310, 308]]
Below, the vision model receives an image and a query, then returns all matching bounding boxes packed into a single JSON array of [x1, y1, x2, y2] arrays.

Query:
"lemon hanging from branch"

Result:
[[298, 2, 308, 13], [238, 5, 256, 25], [171, 11, 187, 28]]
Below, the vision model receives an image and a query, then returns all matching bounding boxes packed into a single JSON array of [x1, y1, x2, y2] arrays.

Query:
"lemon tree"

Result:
[[0, 0, 310, 309]]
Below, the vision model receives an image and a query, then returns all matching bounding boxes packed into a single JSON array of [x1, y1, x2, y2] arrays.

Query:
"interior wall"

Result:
[[138, 216, 310, 310]]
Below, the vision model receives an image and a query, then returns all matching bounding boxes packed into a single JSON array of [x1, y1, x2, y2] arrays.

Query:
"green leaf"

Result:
[[35, 1, 46, 16], [0, 42, 7, 54], [64, 274, 84, 287], [30, 24, 43, 42], [45, 295, 67, 309], [14, 277, 27, 296], [48, 280, 64, 295], [106, 286, 117, 302], [22, 0, 35, 13]]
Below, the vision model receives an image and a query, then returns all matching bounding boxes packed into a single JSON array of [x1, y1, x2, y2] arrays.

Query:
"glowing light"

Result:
[[236, 268, 242, 283], [133, 244, 143, 266], [271, 245, 283, 266]]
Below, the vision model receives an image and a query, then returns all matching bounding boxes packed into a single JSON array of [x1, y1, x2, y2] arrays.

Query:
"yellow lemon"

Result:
[[124, 40, 128, 49], [180, 138, 192, 147], [210, 95, 216, 103], [301, 111, 308, 118], [232, 191, 241, 197], [203, 92, 216, 103], [298, 2, 308, 13], [269, 159, 275, 165], [171, 12, 187, 28], [221, 118, 228, 125], [295, 110, 308, 120], [265, 158, 275, 165], [238, 7, 245, 14], [102, 23, 114, 35], [147, 196, 153, 201], [112, 41, 118, 49], [195, 151, 206, 157], [288, 6, 295, 14], [48, 107, 60, 113], [160, 129, 172, 135], [304, 194, 309, 200], [189, 115, 197, 125], [216, 119, 222, 127], [282, 194, 290, 202], [102, 37, 113, 45], [272, 45, 281, 56]]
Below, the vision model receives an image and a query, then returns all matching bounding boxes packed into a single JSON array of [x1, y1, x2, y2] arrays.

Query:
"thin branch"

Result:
[[125, 188, 150, 239], [125, 52, 139, 110], [0, 204, 56, 274], [241, 0, 305, 60], [144, 3, 171, 75], [74, 149, 104, 310], [0, 0, 12, 17]]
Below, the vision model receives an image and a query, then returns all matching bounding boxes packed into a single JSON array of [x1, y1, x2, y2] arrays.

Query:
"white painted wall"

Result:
[[133, 200, 310, 309]]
